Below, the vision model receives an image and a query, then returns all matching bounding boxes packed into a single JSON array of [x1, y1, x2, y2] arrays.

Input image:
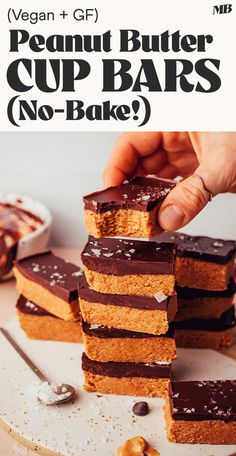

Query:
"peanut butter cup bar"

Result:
[[165, 380, 236, 444], [159, 232, 236, 291], [82, 353, 171, 398], [174, 306, 235, 349], [79, 274, 177, 334], [82, 321, 176, 363], [16, 295, 82, 343], [176, 280, 235, 321], [14, 251, 81, 321], [83, 177, 175, 238], [81, 236, 176, 297]]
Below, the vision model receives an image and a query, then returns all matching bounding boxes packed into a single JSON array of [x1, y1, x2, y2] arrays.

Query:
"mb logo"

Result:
[[213, 4, 232, 14]]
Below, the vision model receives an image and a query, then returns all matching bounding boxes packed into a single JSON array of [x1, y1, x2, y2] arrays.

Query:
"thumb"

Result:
[[158, 169, 212, 231]]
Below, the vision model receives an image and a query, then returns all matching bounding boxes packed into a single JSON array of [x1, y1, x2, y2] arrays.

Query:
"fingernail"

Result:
[[159, 205, 185, 230]]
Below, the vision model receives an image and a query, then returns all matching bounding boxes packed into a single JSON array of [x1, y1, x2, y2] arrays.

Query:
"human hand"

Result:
[[103, 132, 236, 231]]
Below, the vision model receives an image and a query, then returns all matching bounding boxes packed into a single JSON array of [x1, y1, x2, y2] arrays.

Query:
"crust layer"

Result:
[[176, 257, 233, 291], [83, 266, 175, 297], [84, 206, 161, 238], [17, 310, 83, 343], [164, 397, 236, 444], [80, 298, 177, 335], [176, 296, 233, 321], [175, 328, 234, 349], [14, 268, 80, 321], [83, 332, 176, 363], [83, 371, 169, 398]]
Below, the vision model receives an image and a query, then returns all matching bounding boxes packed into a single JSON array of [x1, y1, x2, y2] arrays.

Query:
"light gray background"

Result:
[[0, 132, 235, 245]]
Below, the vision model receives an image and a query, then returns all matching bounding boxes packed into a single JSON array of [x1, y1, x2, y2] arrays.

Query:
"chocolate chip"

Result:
[[132, 401, 149, 416]]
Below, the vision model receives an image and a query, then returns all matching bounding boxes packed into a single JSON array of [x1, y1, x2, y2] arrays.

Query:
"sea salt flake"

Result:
[[213, 241, 223, 247], [90, 324, 100, 330], [141, 195, 151, 201], [103, 252, 113, 257], [154, 293, 167, 303], [25, 301, 37, 310], [72, 270, 83, 277], [32, 265, 40, 272], [91, 248, 101, 257]]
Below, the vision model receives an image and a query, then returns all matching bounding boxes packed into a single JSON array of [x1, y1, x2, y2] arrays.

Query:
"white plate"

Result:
[[0, 193, 52, 278], [0, 318, 236, 456]]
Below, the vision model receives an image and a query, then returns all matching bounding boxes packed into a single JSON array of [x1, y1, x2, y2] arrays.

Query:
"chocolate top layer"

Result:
[[15, 251, 82, 302], [79, 273, 175, 310], [158, 232, 236, 264], [82, 321, 175, 339], [16, 295, 52, 317], [83, 176, 176, 213], [177, 278, 235, 300], [174, 306, 236, 332], [81, 236, 176, 276], [82, 353, 171, 379], [169, 380, 236, 421]]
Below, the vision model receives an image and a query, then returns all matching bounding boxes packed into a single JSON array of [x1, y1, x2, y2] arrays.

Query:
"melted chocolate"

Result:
[[0, 232, 17, 277], [82, 353, 171, 379], [0, 203, 43, 278], [82, 321, 175, 339], [83, 176, 175, 213], [81, 236, 176, 276], [16, 295, 52, 317], [169, 380, 236, 421], [79, 273, 176, 311], [174, 306, 235, 332], [15, 251, 82, 302], [177, 278, 235, 300], [158, 232, 236, 264]]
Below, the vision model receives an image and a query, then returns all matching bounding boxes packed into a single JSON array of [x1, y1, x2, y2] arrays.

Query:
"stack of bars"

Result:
[[14, 251, 83, 343], [159, 232, 236, 349], [80, 177, 178, 398]]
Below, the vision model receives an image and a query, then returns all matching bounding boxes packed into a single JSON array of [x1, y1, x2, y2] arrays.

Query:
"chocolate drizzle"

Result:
[[83, 176, 176, 213], [15, 251, 81, 302], [79, 273, 176, 311], [82, 353, 171, 379], [158, 232, 236, 264], [174, 306, 236, 332], [82, 321, 175, 339], [170, 380, 236, 421], [81, 236, 176, 276]]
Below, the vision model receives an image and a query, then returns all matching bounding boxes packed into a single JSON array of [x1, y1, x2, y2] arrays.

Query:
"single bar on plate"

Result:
[[16, 295, 82, 343], [82, 353, 171, 398], [14, 251, 81, 321], [165, 380, 236, 444], [79, 274, 177, 335], [82, 321, 176, 363], [174, 306, 236, 349], [158, 232, 236, 291], [81, 236, 176, 297], [83, 176, 176, 238], [175, 279, 235, 321]]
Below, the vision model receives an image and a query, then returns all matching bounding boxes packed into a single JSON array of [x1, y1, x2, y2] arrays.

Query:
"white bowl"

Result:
[[0, 193, 52, 278]]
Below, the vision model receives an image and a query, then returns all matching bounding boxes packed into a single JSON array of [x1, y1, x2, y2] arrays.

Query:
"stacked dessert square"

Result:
[[159, 232, 236, 349], [80, 177, 178, 397], [14, 251, 83, 342]]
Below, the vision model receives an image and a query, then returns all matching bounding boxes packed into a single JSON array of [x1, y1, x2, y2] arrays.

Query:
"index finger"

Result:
[[103, 132, 163, 188]]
